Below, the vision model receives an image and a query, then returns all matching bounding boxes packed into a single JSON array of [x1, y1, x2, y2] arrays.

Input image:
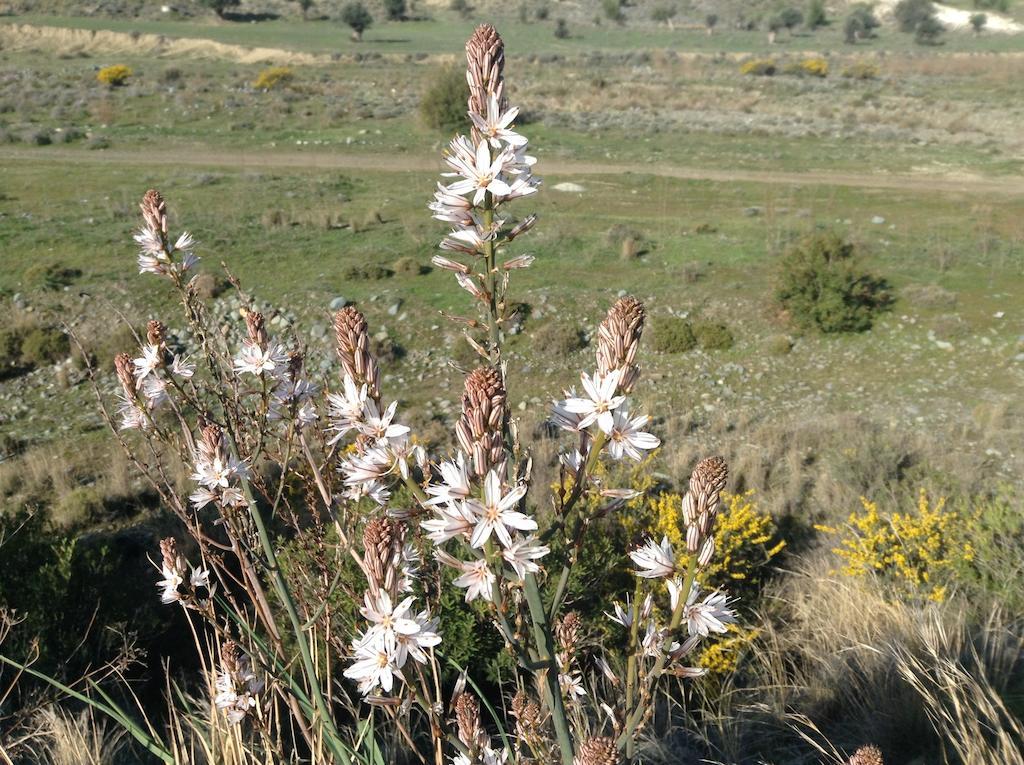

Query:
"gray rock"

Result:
[[871, 215, 886, 225], [743, 206, 761, 217], [329, 296, 349, 310]]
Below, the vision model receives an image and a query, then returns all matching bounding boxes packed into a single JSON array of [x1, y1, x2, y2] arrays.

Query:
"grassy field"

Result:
[[2, 7, 1024, 764]]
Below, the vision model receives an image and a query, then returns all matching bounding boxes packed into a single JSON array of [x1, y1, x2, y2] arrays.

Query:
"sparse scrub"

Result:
[[842, 61, 880, 79], [384, 0, 407, 21], [775, 231, 891, 333]]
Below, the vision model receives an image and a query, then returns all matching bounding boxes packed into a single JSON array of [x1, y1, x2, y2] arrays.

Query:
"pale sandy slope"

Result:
[[874, 0, 1024, 32]]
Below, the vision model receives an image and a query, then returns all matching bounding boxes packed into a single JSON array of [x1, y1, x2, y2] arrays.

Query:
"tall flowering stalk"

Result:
[[38, 22, 746, 765]]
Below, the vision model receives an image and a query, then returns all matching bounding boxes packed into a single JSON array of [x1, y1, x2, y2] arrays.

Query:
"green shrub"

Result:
[[766, 333, 794, 355], [693, 321, 735, 350], [344, 263, 393, 280], [806, 0, 827, 28], [53, 486, 107, 528], [554, 18, 570, 38], [20, 326, 70, 366], [384, 0, 406, 20], [650, 316, 697, 353], [602, 0, 624, 23], [25, 261, 82, 291], [0, 327, 26, 377], [450, 0, 474, 19], [393, 256, 427, 276], [420, 66, 471, 133], [842, 61, 880, 79], [775, 231, 891, 333], [532, 322, 586, 355]]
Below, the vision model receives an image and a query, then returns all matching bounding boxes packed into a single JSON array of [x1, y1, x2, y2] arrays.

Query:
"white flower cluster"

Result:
[[424, 466, 549, 603], [232, 314, 318, 428], [134, 191, 199, 279], [429, 91, 540, 292], [551, 368, 660, 462], [214, 646, 264, 724], [330, 376, 421, 506], [343, 591, 441, 695], [156, 551, 212, 608], [606, 535, 737, 676], [189, 427, 249, 512]]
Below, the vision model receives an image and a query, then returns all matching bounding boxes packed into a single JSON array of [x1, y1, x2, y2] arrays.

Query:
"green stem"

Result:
[[619, 558, 698, 754], [523, 573, 575, 765], [238, 472, 352, 765], [481, 197, 500, 365]]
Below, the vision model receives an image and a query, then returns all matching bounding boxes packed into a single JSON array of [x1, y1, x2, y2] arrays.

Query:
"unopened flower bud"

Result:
[[147, 320, 167, 347], [140, 189, 168, 236], [114, 353, 136, 397], [596, 296, 645, 394], [333, 306, 380, 400], [574, 736, 619, 765]]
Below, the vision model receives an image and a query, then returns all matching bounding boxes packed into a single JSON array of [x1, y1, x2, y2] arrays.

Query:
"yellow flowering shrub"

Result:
[[652, 490, 785, 595], [842, 61, 880, 80], [799, 57, 828, 77], [817, 490, 974, 602], [96, 65, 132, 87], [253, 66, 296, 91], [697, 625, 760, 678], [740, 59, 777, 76]]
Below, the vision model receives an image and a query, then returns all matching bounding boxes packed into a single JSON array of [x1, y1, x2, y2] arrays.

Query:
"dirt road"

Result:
[[3, 146, 1022, 196]]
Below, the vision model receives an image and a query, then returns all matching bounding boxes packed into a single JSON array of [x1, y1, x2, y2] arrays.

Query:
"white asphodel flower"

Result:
[[233, 339, 288, 378], [360, 592, 421, 652], [501, 536, 550, 580], [357, 400, 410, 446], [629, 536, 676, 579], [132, 344, 162, 380], [607, 409, 660, 461], [394, 610, 441, 666], [684, 587, 737, 637], [422, 501, 477, 545], [436, 550, 496, 603], [465, 470, 533, 549], [470, 93, 528, 148], [558, 369, 626, 434], [445, 139, 514, 205], [344, 639, 402, 694], [424, 456, 472, 508]]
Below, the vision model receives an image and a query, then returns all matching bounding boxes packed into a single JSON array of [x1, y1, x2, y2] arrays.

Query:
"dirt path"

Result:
[[3, 146, 1022, 196]]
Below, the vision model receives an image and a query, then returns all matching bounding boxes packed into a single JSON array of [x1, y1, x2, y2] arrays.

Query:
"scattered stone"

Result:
[[871, 215, 885, 225], [329, 296, 349, 310], [552, 182, 585, 193], [743, 206, 761, 217], [388, 301, 402, 316]]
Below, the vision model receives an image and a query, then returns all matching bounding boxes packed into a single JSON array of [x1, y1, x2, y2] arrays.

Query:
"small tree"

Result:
[[341, 1, 373, 39], [292, 0, 315, 19], [651, 3, 677, 29], [806, 0, 827, 29], [894, 0, 934, 32], [914, 14, 944, 43], [970, 12, 987, 33], [419, 65, 471, 133], [450, 0, 474, 19], [780, 7, 804, 32], [198, 0, 240, 18], [844, 3, 879, 42], [705, 12, 718, 34], [767, 14, 785, 42], [554, 17, 570, 37], [603, 0, 625, 24], [384, 0, 406, 20]]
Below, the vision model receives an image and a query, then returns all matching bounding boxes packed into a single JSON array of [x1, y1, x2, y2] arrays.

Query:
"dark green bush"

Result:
[[20, 326, 70, 366], [650, 316, 697, 353], [341, 1, 374, 39], [344, 263, 393, 281], [693, 321, 735, 351], [775, 231, 891, 333], [420, 65, 471, 134], [25, 261, 82, 291]]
